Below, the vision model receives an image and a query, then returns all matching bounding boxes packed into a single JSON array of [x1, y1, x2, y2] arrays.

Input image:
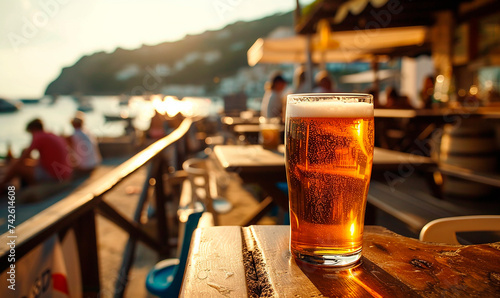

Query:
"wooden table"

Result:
[[181, 225, 500, 297], [213, 145, 435, 172], [374, 106, 500, 119], [374, 106, 500, 152], [221, 116, 260, 126], [233, 124, 261, 144], [213, 145, 288, 225], [213, 145, 437, 225]]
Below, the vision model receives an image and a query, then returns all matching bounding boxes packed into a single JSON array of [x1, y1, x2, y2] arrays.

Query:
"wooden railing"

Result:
[[0, 117, 193, 297]]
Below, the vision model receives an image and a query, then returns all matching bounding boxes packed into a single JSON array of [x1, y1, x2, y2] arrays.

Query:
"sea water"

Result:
[[0, 95, 224, 158]]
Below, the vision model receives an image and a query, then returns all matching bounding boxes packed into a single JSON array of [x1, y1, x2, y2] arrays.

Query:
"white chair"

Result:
[[182, 158, 232, 225], [419, 215, 500, 245]]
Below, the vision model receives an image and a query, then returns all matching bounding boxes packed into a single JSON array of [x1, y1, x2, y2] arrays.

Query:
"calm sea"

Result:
[[0, 95, 225, 158]]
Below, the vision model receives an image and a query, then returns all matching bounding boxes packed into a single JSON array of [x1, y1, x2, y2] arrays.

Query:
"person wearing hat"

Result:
[[260, 72, 288, 120], [68, 112, 101, 174]]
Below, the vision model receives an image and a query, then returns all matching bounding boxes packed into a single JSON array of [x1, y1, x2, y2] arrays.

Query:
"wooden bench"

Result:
[[439, 163, 500, 188], [366, 181, 474, 234]]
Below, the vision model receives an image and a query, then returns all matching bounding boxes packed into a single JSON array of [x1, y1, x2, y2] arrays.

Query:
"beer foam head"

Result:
[[287, 94, 374, 118]]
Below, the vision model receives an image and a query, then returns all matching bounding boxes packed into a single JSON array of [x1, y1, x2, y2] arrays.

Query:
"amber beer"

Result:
[[285, 94, 374, 266]]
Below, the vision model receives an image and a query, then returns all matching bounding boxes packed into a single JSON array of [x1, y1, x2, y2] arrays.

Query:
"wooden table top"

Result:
[[213, 144, 286, 173], [374, 106, 500, 118], [213, 145, 435, 173], [181, 225, 500, 297], [221, 116, 260, 126]]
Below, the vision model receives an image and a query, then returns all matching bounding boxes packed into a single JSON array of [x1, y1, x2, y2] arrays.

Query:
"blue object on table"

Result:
[[276, 182, 288, 195], [145, 211, 203, 297], [276, 182, 290, 225]]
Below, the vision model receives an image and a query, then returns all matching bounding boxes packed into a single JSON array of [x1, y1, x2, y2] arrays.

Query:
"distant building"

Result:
[[115, 64, 140, 81]]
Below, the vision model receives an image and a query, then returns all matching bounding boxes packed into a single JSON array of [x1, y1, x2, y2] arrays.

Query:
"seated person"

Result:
[[147, 110, 167, 140], [1, 118, 73, 188], [261, 72, 287, 120], [384, 86, 413, 109], [420, 76, 435, 109], [313, 70, 335, 93], [67, 112, 101, 174]]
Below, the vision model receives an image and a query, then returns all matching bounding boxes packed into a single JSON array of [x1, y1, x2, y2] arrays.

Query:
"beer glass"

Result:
[[259, 116, 281, 151], [285, 93, 374, 266]]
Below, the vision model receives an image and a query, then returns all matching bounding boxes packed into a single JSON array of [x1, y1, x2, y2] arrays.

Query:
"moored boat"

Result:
[[0, 98, 22, 112]]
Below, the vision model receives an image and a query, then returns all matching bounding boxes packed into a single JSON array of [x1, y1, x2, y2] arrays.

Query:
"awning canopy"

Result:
[[340, 69, 397, 84], [295, 0, 470, 34], [247, 26, 429, 66]]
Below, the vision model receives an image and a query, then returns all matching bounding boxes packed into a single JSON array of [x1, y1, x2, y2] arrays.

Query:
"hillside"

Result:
[[45, 12, 293, 97]]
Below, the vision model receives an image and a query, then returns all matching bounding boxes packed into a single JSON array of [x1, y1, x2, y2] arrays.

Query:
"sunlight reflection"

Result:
[[348, 268, 383, 298], [151, 95, 212, 118], [164, 96, 182, 117]]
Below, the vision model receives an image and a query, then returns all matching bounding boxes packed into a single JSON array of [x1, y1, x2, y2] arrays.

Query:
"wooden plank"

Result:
[[247, 225, 500, 297], [242, 196, 275, 226], [213, 145, 435, 173], [213, 145, 285, 173], [96, 200, 162, 252], [246, 225, 419, 297], [180, 226, 247, 297], [439, 163, 500, 188], [182, 226, 500, 297], [244, 225, 323, 297], [363, 226, 500, 297], [372, 147, 436, 171], [367, 181, 471, 233]]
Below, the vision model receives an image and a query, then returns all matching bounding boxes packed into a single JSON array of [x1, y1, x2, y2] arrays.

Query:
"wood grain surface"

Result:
[[180, 226, 247, 297], [181, 226, 500, 297]]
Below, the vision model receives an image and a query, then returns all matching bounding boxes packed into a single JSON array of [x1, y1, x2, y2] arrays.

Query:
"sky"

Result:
[[0, 0, 307, 99]]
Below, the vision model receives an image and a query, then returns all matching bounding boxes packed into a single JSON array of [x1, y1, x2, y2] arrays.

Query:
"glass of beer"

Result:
[[259, 116, 282, 151], [285, 93, 374, 266]]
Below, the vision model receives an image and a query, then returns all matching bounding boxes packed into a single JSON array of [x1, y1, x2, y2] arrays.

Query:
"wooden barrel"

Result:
[[439, 119, 497, 198]]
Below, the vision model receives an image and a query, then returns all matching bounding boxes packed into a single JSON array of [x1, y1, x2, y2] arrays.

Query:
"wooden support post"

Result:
[[243, 196, 275, 226], [305, 34, 314, 91], [97, 200, 162, 252], [73, 210, 100, 298], [431, 10, 456, 104], [153, 156, 171, 257]]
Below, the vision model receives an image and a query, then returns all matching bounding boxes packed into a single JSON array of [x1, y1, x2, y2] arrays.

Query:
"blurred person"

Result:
[[261, 72, 287, 120], [420, 75, 435, 109], [292, 66, 308, 94], [313, 70, 335, 93], [366, 87, 382, 108], [68, 112, 101, 174], [147, 109, 167, 140], [0, 118, 73, 188], [283, 66, 309, 123], [384, 86, 413, 109]]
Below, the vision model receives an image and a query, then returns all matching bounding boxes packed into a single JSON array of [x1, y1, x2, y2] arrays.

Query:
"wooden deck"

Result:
[[95, 154, 265, 297]]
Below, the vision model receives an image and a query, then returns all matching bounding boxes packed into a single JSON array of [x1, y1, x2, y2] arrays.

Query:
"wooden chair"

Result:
[[145, 211, 203, 297], [419, 215, 500, 245], [182, 158, 232, 226]]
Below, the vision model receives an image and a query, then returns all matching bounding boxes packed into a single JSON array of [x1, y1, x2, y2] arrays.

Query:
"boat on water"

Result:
[[0, 98, 22, 112], [77, 102, 94, 112], [75, 95, 94, 112], [104, 110, 135, 122], [19, 98, 41, 104], [118, 94, 130, 106]]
